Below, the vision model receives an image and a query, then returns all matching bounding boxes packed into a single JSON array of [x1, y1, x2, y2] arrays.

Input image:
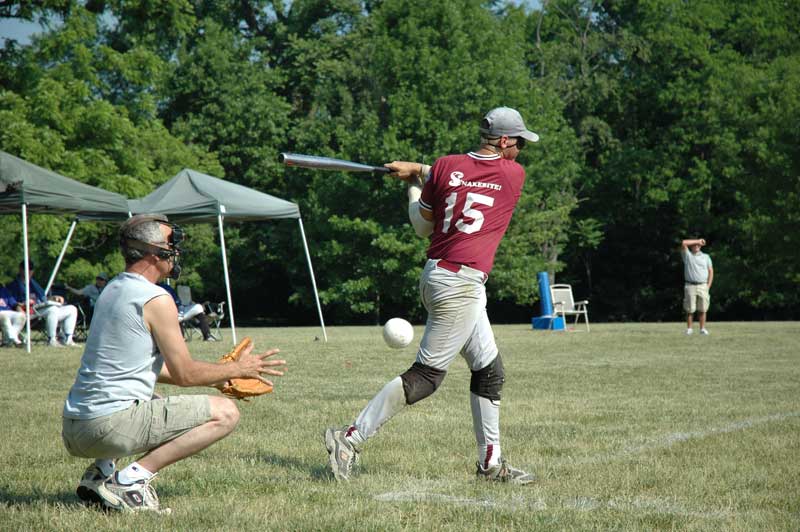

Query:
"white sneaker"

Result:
[[685, 328, 693, 335], [700, 328, 709, 335], [76, 464, 111, 507], [476, 459, 536, 485], [101, 472, 171, 514], [324, 427, 360, 481]]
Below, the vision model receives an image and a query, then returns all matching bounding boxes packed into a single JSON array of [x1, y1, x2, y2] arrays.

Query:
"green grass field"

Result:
[[2, 322, 798, 531]]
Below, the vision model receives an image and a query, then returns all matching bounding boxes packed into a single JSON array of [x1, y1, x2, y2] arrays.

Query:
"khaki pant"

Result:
[[683, 283, 710, 314], [62, 395, 211, 459]]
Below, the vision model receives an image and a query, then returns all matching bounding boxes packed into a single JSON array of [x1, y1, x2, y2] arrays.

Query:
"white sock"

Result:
[[478, 443, 502, 470], [94, 459, 116, 478], [345, 426, 366, 447], [117, 462, 154, 484], [470, 392, 501, 469]]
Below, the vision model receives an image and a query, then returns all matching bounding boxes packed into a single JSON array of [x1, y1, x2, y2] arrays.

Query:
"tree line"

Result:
[[1, 0, 797, 324]]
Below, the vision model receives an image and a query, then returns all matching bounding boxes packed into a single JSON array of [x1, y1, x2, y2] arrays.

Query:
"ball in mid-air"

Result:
[[383, 318, 414, 349]]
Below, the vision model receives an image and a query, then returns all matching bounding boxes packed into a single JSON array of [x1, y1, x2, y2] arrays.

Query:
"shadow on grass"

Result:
[[254, 452, 377, 482], [0, 487, 94, 510], [257, 452, 335, 481]]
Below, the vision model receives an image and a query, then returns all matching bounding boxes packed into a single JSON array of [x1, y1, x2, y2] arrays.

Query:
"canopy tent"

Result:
[[129, 168, 326, 343], [0, 151, 132, 352], [0, 151, 131, 217]]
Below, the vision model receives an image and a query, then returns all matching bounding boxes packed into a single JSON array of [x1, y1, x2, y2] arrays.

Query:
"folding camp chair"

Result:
[[69, 297, 91, 343], [176, 285, 225, 341], [25, 305, 54, 344], [550, 284, 590, 332], [203, 300, 225, 340]]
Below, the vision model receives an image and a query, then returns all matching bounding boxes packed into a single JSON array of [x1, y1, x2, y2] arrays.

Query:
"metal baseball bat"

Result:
[[279, 153, 390, 174]]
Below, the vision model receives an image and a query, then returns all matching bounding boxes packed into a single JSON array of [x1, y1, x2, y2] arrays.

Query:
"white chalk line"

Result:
[[374, 412, 800, 519], [374, 491, 731, 519], [565, 411, 800, 465]]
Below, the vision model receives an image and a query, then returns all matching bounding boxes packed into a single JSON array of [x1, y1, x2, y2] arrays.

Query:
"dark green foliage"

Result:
[[532, 0, 800, 320], [0, 5, 218, 291], [1, 0, 797, 322]]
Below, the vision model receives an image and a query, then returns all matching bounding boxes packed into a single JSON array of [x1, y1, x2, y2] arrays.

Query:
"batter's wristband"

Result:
[[419, 164, 431, 182]]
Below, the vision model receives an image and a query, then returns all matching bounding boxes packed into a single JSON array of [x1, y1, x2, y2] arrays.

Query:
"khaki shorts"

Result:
[[683, 283, 710, 314], [62, 395, 211, 459]]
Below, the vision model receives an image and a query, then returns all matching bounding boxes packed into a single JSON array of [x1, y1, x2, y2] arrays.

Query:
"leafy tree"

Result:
[[530, 0, 800, 320], [4, 0, 796, 323], [278, 0, 581, 322], [0, 5, 218, 292]]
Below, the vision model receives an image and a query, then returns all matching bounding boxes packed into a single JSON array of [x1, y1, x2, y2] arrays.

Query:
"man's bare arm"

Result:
[[681, 238, 706, 250], [145, 295, 285, 388]]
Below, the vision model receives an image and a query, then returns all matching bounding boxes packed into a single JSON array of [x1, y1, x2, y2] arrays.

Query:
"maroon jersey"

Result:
[[419, 152, 526, 274]]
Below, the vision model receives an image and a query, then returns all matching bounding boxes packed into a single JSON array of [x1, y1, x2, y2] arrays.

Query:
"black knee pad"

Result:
[[470, 354, 505, 401], [400, 362, 447, 405]]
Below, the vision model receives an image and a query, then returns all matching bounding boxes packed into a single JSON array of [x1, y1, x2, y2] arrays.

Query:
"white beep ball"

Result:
[[383, 318, 414, 349]]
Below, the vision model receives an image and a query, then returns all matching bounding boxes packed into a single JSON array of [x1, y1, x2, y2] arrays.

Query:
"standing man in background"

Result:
[[325, 107, 537, 484], [681, 237, 714, 335]]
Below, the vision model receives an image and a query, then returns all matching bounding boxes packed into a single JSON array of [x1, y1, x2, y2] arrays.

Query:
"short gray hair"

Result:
[[120, 214, 168, 264]]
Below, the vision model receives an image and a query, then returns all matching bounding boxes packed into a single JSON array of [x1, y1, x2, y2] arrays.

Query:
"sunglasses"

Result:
[[145, 223, 185, 260], [512, 137, 526, 150]]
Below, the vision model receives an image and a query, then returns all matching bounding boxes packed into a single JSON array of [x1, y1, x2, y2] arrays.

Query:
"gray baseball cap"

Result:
[[479, 107, 539, 142]]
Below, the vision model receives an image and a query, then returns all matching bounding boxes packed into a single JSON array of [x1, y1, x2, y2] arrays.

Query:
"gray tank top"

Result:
[[63, 272, 169, 419]]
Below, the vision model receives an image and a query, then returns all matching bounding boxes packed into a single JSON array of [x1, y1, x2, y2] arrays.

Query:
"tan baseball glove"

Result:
[[217, 337, 274, 400]]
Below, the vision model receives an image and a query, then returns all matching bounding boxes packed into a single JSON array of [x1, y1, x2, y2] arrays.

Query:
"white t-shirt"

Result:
[[682, 248, 713, 283], [63, 272, 169, 420]]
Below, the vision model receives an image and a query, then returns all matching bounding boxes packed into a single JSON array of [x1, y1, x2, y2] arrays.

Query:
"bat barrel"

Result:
[[279, 153, 389, 173]]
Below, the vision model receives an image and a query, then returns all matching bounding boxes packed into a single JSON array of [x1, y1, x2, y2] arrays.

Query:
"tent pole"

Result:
[[45, 218, 77, 296], [22, 204, 31, 353], [298, 218, 327, 342], [217, 211, 236, 344]]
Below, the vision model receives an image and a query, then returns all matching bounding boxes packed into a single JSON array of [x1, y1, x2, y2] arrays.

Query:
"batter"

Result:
[[325, 107, 538, 484]]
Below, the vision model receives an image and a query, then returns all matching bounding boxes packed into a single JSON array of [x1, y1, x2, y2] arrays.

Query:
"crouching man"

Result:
[[62, 214, 286, 513]]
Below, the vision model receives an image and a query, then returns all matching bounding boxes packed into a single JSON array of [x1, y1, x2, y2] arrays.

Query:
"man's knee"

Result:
[[470, 354, 505, 402], [208, 396, 240, 432], [400, 362, 446, 405]]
